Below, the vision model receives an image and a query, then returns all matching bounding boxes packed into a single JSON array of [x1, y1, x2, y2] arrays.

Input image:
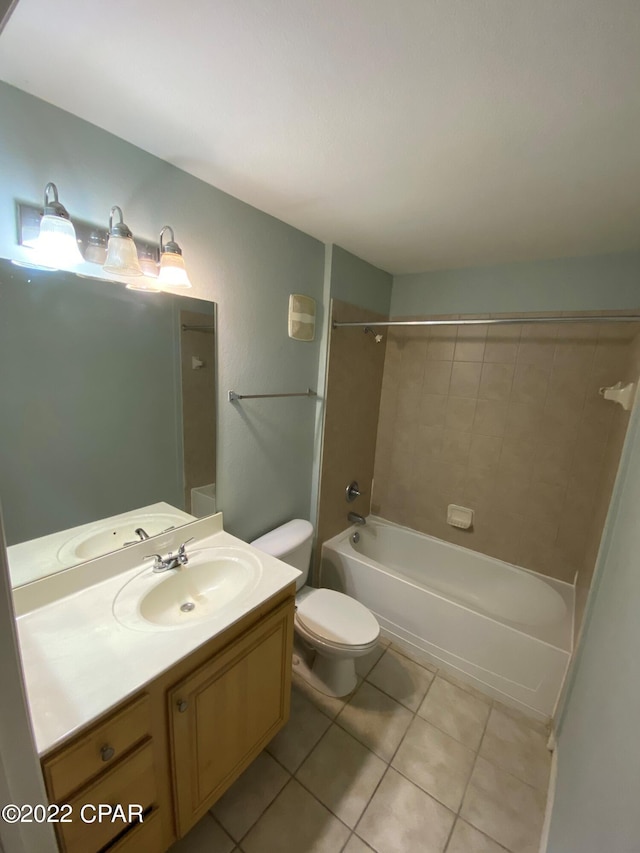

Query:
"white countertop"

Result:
[[14, 514, 300, 757], [7, 502, 196, 587]]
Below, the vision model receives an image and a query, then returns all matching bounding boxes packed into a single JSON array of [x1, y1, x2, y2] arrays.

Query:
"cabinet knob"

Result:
[[100, 745, 115, 762], [177, 700, 188, 713]]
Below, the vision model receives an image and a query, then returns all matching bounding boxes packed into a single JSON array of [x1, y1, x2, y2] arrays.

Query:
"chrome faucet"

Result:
[[348, 511, 366, 526], [123, 526, 152, 547], [146, 539, 194, 573]]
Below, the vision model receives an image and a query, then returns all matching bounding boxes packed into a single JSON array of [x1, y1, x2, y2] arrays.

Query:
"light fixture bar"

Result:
[[16, 201, 160, 265]]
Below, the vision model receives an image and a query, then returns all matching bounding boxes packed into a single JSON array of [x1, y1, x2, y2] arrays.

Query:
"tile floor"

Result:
[[170, 641, 551, 853]]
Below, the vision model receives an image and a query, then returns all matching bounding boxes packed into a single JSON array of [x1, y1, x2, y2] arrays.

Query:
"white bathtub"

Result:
[[321, 516, 574, 719]]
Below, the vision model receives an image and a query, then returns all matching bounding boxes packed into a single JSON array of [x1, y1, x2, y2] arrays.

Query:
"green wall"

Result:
[[330, 244, 392, 316], [392, 252, 640, 317], [547, 399, 640, 851], [0, 82, 325, 542]]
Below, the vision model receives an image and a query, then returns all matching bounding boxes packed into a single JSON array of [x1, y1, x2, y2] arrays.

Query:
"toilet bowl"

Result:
[[251, 519, 379, 697]]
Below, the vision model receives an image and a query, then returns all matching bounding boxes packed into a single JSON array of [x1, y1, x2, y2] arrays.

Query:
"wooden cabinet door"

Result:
[[169, 598, 294, 835]]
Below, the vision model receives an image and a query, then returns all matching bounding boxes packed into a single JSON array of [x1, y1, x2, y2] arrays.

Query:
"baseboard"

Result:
[[539, 740, 558, 853]]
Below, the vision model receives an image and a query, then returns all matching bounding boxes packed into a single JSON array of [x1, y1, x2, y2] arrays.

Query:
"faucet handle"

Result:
[[345, 481, 361, 503], [177, 538, 195, 564], [144, 554, 165, 571]]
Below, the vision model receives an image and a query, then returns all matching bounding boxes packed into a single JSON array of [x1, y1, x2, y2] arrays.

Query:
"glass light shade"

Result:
[[138, 255, 159, 278], [103, 235, 143, 276], [83, 241, 108, 265], [157, 252, 192, 288], [33, 214, 83, 267], [83, 231, 108, 265]]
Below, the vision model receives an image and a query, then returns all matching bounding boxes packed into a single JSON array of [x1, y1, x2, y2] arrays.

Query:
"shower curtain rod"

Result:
[[332, 315, 640, 329]]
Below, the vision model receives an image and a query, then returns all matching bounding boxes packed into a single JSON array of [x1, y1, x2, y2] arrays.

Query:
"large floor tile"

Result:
[[292, 668, 351, 719], [389, 642, 437, 672], [391, 716, 475, 811], [367, 648, 435, 711], [355, 643, 386, 678], [492, 699, 550, 737], [460, 757, 545, 853], [357, 768, 455, 853], [297, 724, 386, 828], [169, 814, 234, 853], [480, 708, 551, 790], [266, 687, 331, 772], [344, 835, 376, 853], [241, 779, 350, 853], [418, 676, 490, 750], [446, 819, 509, 853], [336, 681, 413, 761], [211, 751, 289, 841], [438, 668, 493, 705]]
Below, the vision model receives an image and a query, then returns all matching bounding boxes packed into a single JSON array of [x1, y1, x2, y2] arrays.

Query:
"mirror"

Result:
[[0, 258, 217, 586]]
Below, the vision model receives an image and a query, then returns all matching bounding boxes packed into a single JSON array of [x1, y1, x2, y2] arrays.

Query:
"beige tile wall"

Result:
[[315, 300, 387, 574], [372, 313, 640, 589], [180, 309, 216, 511]]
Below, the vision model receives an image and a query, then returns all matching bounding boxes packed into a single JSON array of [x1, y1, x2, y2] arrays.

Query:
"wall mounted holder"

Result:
[[599, 381, 636, 411], [447, 504, 474, 529]]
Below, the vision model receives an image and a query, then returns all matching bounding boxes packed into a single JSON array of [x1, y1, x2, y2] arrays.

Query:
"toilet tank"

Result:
[[250, 519, 313, 590]]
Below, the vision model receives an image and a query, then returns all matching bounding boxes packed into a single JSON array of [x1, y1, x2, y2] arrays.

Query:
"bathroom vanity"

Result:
[[12, 513, 299, 853]]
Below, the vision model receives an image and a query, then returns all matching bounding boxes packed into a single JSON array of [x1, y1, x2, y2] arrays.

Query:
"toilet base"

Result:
[[293, 652, 358, 698]]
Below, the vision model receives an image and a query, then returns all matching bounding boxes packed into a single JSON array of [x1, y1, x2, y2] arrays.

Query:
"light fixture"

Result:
[[157, 225, 192, 288], [126, 247, 161, 292], [137, 247, 159, 278], [103, 206, 143, 277], [32, 182, 83, 268], [83, 230, 108, 265]]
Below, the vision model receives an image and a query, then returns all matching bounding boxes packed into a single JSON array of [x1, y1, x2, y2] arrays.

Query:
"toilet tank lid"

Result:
[[250, 519, 314, 557]]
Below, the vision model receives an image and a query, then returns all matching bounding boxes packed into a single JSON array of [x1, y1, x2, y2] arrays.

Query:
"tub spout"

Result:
[[348, 511, 366, 526]]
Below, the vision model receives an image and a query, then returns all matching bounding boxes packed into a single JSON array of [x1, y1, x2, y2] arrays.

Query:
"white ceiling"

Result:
[[1, 0, 640, 274]]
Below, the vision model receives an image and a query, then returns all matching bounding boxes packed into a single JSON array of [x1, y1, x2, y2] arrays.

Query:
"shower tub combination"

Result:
[[321, 517, 574, 719]]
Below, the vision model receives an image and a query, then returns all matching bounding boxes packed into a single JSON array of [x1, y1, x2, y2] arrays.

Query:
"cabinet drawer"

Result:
[[43, 694, 151, 801], [57, 740, 157, 853], [106, 808, 164, 853]]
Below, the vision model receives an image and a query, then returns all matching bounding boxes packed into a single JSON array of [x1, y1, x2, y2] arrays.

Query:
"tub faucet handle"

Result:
[[345, 481, 361, 503]]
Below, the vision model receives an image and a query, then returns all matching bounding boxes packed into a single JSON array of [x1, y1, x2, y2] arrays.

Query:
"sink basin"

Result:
[[57, 511, 194, 565], [113, 546, 262, 631]]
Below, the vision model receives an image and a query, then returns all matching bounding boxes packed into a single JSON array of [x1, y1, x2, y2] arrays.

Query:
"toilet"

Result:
[[251, 519, 380, 697]]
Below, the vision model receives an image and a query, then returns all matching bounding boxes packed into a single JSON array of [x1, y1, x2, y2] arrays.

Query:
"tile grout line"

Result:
[[350, 659, 496, 850], [332, 659, 430, 759], [229, 773, 294, 850], [263, 678, 391, 846], [305, 646, 437, 847], [349, 661, 439, 844], [474, 704, 554, 793], [218, 625, 553, 853], [237, 656, 542, 853], [440, 697, 496, 853]]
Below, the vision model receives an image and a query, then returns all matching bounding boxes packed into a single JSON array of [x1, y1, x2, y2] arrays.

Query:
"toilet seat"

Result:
[[295, 588, 379, 648]]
